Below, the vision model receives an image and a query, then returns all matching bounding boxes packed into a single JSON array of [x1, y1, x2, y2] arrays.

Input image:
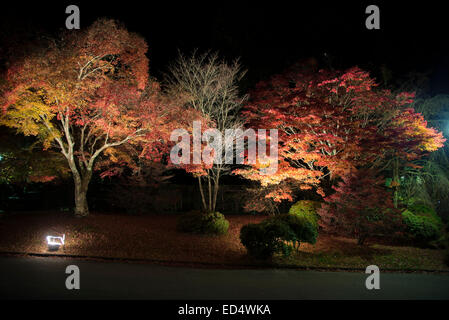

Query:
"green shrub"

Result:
[[204, 212, 230, 235], [240, 214, 318, 259], [407, 204, 443, 226], [288, 200, 321, 228], [240, 223, 285, 259], [402, 203, 445, 244], [270, 214, 318, 245], [177, 211, 229, 235], [402, 210, 442, 242]]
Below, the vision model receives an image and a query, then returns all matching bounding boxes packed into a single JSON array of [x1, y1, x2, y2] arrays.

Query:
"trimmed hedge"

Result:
[[402, 204, 444, 242], [407, 204, 443, 226], [240, 223, 284, 259], [240, 214, 318, 259], [270, 214, 318, 244], [177, 211, 229, 235], [288, 200, 321, 228]]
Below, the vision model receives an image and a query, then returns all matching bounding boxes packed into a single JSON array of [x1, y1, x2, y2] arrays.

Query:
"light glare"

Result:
[[46, 234, 65, 249]]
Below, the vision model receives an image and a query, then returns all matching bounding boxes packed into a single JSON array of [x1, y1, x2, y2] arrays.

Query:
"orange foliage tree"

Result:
[[235, 65, 445, 209], [318, 168, 401, 245], [0, 19, 183, 216]]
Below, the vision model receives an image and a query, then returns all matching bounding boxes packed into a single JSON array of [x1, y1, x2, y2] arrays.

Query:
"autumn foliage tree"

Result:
[[166, 51, 247, 213], [0, 127, 70, 185], [379, 108, 446, 207], [318, 168, 401, 245], [235, 64, 445, 210], [0, 19, 179, 216]]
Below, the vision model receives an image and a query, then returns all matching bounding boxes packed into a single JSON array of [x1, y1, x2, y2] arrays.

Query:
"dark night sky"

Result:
[[1, 1, 449, 92]]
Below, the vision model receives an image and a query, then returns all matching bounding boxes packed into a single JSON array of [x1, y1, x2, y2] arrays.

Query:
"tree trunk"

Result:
[[198, 176, 221, 213], [207, 175, 212, 212], [212, 174, 220, 213], [198, 177, 207, 212], [73, 170, 92, 217], [74, 182, 88, 217]]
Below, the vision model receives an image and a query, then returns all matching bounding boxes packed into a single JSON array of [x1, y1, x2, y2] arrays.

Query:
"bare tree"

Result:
[[166, 51, 247, 212]]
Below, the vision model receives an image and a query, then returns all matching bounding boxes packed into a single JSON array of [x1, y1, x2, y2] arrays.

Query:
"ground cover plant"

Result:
[[0, 211, 448, 271]]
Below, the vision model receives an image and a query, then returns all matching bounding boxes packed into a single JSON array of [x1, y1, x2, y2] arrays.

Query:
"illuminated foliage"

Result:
[[235, 65, 445, 204], [166, 51, 247, 213], [318, 168, 401, 245], [0, 19, 182, 216]]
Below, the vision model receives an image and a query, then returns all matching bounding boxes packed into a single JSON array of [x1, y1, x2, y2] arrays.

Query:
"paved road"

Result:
[[0, 256, 448, 299]]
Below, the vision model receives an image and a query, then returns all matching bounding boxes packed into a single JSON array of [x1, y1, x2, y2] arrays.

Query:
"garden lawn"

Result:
[[0, 211, 447, 271]]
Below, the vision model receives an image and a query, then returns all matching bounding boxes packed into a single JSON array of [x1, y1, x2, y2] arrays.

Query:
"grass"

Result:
[[277, 237, 449, 271], [0, 211, 448, 271]]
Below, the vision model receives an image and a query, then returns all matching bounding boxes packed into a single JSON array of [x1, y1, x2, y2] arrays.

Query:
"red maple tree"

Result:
[[318, 168, 401, 245], [235, 65, 445, 206], [0, 19, 184, 216]]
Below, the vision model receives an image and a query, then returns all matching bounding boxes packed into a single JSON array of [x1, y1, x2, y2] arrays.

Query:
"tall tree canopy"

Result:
[[318, 168, 400, 245], [166, 51, 247, 213], [0, 19, 181, 216], [235, 65, 445, 204], [0, 127, 70, 185]]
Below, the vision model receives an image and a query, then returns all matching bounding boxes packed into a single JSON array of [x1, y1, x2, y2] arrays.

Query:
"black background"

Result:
[[1, 1, 448, 92]]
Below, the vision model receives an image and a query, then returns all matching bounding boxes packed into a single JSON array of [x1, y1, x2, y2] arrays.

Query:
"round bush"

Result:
[[402, 209, 441, 241], [407, 204, 443, 226], [240, 214, 318, 259], [177, 211, 229, 235], [240, 223, 283, 259], [288, 200, 321, 228], [271, 214, 318, 245]]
